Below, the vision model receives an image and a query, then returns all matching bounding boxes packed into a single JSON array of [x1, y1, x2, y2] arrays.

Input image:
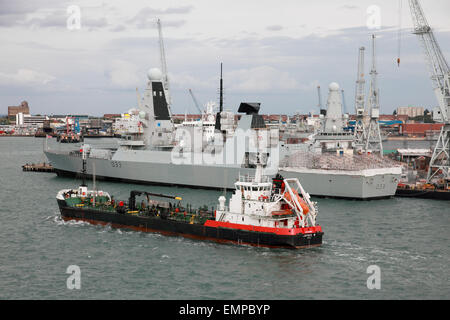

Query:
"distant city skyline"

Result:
[[1, 0, 449, 116]]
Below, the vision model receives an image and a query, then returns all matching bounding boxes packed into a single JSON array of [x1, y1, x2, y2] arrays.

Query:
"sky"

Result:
[[1, 0, 449, 116]]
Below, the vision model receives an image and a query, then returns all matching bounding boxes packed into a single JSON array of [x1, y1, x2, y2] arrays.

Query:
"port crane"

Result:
[[408, 0, 450, 182], [188, 89, 204, 114], [354, 46, 367, 152], [364, 34, 383, 156]]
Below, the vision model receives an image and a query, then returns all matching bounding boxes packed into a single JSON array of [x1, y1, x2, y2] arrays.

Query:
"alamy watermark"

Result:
[[366, 5, 381, 30], [366, 265, 381, 290], [171, 128, 280, 170], [66, 265, 81, 290], [67, 5, 81, 30]]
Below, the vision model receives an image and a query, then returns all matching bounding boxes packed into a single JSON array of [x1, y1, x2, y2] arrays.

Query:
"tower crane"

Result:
[[354, 46, 367, 152], [408, 0, 450, 182], [364, 34, 383, 156]]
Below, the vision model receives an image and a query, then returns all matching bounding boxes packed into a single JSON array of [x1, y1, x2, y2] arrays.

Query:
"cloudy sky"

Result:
[[1, 0, 449, 116]]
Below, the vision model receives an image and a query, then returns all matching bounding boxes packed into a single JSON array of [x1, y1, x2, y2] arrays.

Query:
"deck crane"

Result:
[[157, 19, 172, 114], [354, 46, 367, 152], [188, 89, 204, 114], [409, 0, 450, 182], [364, 34, 383, 156]]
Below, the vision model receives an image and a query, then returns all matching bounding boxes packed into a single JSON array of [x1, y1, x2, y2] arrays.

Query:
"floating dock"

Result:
[[22, 163, 54, 173]]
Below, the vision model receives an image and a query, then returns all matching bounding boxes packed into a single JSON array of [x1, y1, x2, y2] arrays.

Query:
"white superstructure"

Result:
[[216, 161, 318, 229]]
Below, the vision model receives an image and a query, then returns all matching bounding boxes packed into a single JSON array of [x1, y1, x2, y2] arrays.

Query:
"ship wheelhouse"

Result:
[[216, 167, 319, 230]]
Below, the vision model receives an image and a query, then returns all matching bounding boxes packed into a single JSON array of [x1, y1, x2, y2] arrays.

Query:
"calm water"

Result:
[[0, 137, 449, 300]]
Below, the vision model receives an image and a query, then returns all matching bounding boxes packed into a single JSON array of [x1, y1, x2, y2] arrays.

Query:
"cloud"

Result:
[[132, 5, 193, 16], [106, 60, 141, 89], [159, 20, 186, 28], [127, 6, 193, 29], [0, 0, 70, 27], [0, 2, 109, 30], [169, 73, 216, 91], [1, 0, 449, 115], [340, 5, 359, 10], [0, 68, 56, 86], [266, 25, 283, 31], [131, 17, 186, 30], [225, 66, 301, 92], [0, 14, 25, 26], [26, 10, 108, 30], [0, 0, 54, 15], [110, 24, 126, 32]]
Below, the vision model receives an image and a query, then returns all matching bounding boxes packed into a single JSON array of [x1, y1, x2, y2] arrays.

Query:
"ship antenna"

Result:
[[215, 62, 224, 131], [254, 129, 263, 183], [219, 62, 223, 113], [81, 146, 87, 187]]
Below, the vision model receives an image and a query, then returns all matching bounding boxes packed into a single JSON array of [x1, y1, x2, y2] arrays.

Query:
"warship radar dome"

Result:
[[147, 68, 163, 81]]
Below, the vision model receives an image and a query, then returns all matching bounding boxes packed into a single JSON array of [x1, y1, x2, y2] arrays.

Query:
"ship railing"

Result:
[[166, 209, 213, 224]]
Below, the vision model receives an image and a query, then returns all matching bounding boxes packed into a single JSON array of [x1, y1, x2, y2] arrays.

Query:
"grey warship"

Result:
[[44, 68, 401, 199]]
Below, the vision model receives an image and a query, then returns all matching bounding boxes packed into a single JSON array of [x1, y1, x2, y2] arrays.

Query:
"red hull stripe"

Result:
[[203, 220, 322, 235], [61, 217, 313, 249]]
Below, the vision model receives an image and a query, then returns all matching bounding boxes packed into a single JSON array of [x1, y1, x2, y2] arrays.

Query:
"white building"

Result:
[[396, 106, 424, 118], [16, 112, 49, 127]]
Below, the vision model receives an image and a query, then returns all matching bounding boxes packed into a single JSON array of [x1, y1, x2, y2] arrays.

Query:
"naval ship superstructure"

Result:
[[45, 68, 280, 190], [279, 82, 402, 198], [45, 69, 401, 199]]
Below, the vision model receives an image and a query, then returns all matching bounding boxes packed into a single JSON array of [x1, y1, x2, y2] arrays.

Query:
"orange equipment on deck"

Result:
[[283, 190, 309, 214]]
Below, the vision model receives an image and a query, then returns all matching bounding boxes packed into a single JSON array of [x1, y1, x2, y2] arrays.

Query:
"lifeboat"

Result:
[[271, 209, 293, 216], [283, 189, 309, 214]]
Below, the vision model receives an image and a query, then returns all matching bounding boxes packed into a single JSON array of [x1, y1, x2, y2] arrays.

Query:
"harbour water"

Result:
[[0, 137, 448, 299]]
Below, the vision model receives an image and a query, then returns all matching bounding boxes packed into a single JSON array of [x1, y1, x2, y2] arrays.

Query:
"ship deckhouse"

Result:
[[215, 161, 319, 231]]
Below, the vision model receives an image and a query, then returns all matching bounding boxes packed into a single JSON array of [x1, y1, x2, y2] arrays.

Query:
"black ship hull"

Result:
[[57, 201, 323, 249], [395, 188, 450, 200]]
